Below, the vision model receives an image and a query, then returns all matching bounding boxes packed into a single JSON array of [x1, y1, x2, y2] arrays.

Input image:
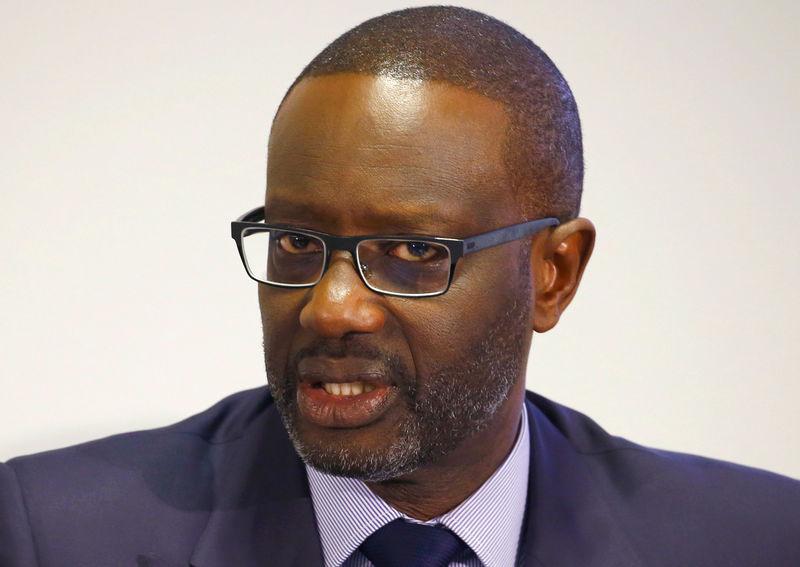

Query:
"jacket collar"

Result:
[[189, 401, 324, 567], [520, 394, 643, 567]]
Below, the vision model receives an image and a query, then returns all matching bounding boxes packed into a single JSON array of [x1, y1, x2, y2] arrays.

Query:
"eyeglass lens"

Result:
[[240, 229, 452, 295]]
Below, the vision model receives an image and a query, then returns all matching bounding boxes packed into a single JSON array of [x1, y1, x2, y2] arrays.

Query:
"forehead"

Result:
[[266, 73, 518, 235]]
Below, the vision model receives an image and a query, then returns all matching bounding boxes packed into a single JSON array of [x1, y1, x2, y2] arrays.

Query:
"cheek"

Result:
[[258, 285, 304, 357], [398, 246, 530, 370]]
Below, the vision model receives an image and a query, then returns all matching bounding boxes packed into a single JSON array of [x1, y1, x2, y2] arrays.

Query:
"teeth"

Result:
[[322, 381, 377, 396]]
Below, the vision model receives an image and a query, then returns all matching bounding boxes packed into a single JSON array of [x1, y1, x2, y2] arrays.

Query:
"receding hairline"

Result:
[[269, 72, 518, 223], [274, 70, 512, 128]]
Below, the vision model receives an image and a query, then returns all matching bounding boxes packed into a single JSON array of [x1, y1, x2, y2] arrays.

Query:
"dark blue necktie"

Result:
[[359, 518, 469, 567]]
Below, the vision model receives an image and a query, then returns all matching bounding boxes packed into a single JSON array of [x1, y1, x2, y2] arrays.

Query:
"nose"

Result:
[[299, 252, 386, 338]]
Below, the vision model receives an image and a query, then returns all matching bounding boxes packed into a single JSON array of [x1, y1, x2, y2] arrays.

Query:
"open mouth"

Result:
[[297, 379, 395, 428], [293, 355, 401, 427]]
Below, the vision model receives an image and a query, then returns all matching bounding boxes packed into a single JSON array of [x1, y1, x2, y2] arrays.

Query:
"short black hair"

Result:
[[285, 6, 583, 222]]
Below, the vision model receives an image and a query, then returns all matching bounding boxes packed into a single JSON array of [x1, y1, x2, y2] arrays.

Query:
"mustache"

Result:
[[286, 341, 415, 390], [290, 341, 388, 363]]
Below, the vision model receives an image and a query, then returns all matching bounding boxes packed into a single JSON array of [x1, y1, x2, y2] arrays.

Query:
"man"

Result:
[[1, 6, 798, 567]]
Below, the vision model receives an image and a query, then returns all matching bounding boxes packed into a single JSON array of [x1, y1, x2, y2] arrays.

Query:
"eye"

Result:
[[389, 241, 439, 262], [277, 232, 321, 254]]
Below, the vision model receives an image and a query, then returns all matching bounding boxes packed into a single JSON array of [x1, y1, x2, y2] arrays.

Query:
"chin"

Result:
[[285, 413, 429, 482]]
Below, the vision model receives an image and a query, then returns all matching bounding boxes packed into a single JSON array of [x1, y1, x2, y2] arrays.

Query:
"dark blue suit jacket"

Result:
[[2, 388, 799, 566]]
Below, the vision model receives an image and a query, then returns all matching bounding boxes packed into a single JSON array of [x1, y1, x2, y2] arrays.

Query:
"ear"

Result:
[[531, 218, 595, 333]]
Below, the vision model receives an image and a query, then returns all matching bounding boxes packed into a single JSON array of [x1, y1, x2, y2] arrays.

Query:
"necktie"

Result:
[[359, 518, 469, 567]]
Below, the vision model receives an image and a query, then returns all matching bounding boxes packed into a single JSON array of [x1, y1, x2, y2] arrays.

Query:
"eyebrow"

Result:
[[264, 196, 468, 236]]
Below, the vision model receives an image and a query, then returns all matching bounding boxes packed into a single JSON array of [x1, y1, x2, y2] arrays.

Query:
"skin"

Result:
[[260, 73, 594, 520]]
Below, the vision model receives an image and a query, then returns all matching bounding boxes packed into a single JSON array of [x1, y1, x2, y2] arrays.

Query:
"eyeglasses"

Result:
[[231, 206, 559, 298]]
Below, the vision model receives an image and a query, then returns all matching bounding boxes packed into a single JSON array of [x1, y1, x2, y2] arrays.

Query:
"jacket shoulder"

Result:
[[526, 390, 800, 485], [526, 391, 800, 565], [0, 387, 276, 566]]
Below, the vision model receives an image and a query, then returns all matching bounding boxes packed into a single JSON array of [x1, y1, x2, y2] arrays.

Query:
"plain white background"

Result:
[[2, 1, 798, 479]]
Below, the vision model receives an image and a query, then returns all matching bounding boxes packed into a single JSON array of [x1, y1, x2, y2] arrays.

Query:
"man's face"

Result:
[[260, 73, 534, 481]]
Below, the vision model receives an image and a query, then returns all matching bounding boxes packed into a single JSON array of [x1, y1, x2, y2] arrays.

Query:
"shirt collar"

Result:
[[306, 406, 530, 567]]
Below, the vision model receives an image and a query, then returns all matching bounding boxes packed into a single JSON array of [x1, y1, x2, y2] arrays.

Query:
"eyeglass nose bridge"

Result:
[[313, 234, 393, 294], [322, 234, 367, 257], [318, 237, 367, 284]]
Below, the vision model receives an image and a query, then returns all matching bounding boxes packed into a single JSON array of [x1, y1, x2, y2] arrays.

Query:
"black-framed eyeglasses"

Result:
[[231, 206, 559, 298]]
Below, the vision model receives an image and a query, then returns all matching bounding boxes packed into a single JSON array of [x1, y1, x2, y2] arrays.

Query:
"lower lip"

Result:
[[296, 382, 394, 428]]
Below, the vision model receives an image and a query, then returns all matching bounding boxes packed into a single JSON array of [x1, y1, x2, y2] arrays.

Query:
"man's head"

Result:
[[257, 7, 594, 482], [287, 6, 583, 223]]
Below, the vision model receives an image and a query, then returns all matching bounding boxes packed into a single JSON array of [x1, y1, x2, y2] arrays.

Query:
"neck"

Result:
[[366, 387, 525, 520]]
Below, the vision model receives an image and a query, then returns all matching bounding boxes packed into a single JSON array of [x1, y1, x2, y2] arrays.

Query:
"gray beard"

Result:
[[266, 263, 531, 481]]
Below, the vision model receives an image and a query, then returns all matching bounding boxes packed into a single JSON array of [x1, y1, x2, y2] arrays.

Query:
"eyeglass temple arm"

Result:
[[463, 218, 560, 254]]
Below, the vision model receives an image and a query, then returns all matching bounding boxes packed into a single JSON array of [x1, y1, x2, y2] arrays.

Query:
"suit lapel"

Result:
[[189, 402, 324, 567], [520, 397, 644, 567]]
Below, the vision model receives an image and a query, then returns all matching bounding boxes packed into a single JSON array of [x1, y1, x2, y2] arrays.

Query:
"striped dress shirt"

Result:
[[306, 407, 530, 567]]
